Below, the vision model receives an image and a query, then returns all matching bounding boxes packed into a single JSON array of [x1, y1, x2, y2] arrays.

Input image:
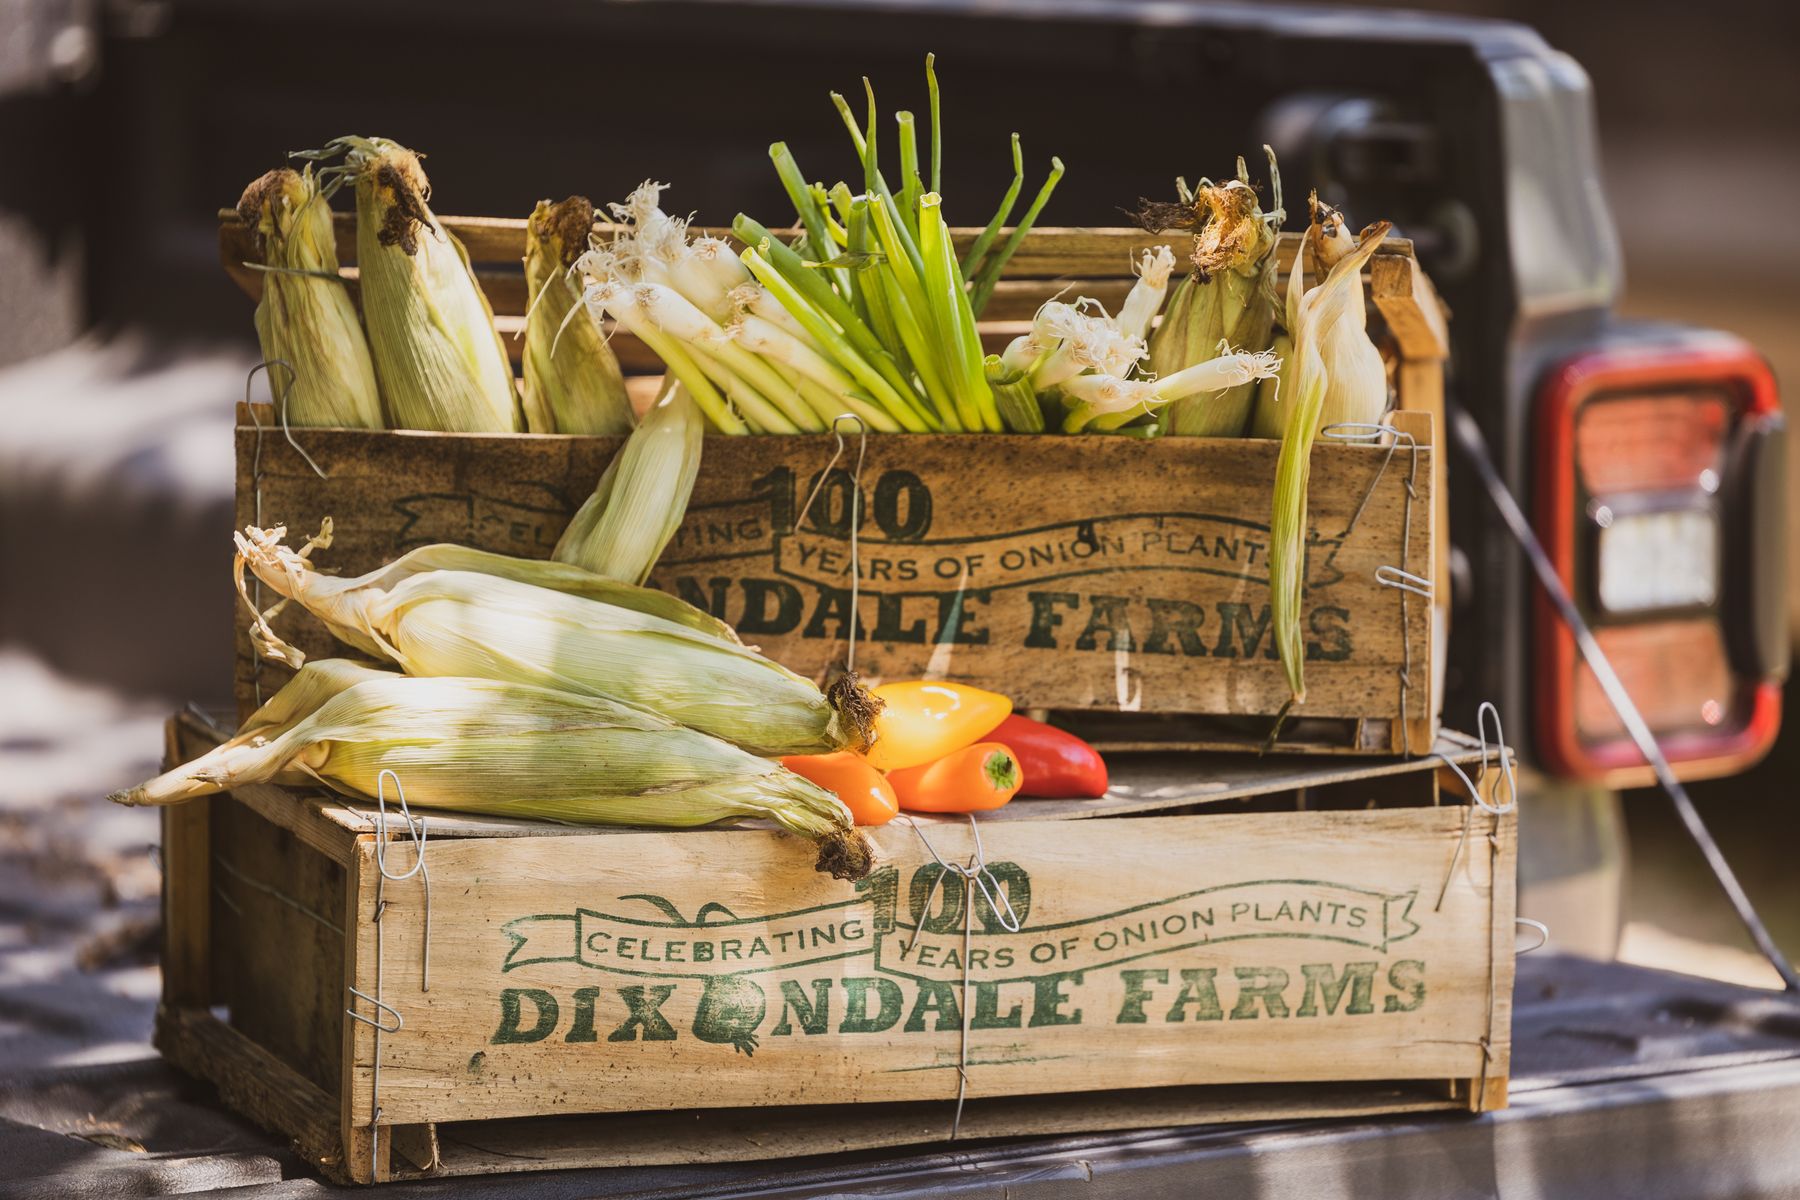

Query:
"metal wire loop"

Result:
[[794, 414, 869, 673], [901, 814, 1023, 942], [899, 813, 1022, 1140], [1432, 705, 1517, 816], [244, 359, 328, 481], [373, 770, 433, 993], [1376, 564, 1435, 599], [345, 987, 405, 1034]]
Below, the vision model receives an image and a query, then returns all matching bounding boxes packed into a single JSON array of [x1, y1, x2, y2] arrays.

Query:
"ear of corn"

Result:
[[237, 166, 383, 429], [1143, 154, 1284, 438], [553, 383, 703, 583], [1151, 237, 1277, 436], [522, 196, 634, 435], [112, 675, 862, 861], [236, 525, 875, 756], [329, 136, 520, 433], [1269, 214, 1391, 704], [238, 518, 741, 651], [235, 657, 398, 745]]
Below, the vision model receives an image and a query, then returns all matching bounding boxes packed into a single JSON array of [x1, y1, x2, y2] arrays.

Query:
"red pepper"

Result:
[[986, 714, 1109, 798]]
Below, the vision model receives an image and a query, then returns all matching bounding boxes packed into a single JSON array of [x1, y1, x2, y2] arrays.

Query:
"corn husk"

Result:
[[326, 136, 519, 433], [521, 197, 633, 435], [111, 674, 870, 876], [237, 167, 382, 429], [1144, 156, 1283, 437], [245, 519, 741, 661], [235, 657, 398, 745], [1308, 203, 1391, 430], [1269, 213, 1392, 705], [1247, 333, 1294, 439], [553, 382, 703, 583], [235, 525, 875, 757]]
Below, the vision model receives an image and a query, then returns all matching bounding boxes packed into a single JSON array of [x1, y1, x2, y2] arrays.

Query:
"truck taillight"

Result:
[[1534, 335, 1787, 784]]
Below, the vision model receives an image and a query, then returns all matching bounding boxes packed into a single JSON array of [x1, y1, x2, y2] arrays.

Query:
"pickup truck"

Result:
[[0, 0, 1793, 1195]]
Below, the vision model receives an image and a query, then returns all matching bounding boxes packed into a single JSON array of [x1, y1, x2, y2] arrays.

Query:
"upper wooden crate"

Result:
[[221, 214, 1452, 752]]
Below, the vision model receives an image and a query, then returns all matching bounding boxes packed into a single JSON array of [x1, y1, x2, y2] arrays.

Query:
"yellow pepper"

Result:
[[862, 681, 1012, 773]]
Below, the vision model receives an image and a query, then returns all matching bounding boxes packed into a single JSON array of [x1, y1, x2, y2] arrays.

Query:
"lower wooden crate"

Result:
[[158, 713, 1514, 1184]]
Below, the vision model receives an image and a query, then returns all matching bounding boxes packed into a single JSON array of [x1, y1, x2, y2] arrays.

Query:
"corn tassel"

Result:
[[235, 524, 877, 757], [112, 674, 871, 877], [237, 166, 383, 429], [521, 197, 633, 435], [553, 383, 704, 583]]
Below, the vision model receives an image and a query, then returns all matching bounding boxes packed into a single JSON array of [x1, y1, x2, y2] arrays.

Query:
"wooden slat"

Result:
[[172, 721, 1491, 840], [160, 720, 212, 1008], [156, 1006, 350, 1181], [342, 805, 1505, 1125], [339, 842, 386, 1184], [218, 211, 1413, 299], [466, 270, 1130, 326], [426, 1082, 1461, 1176], [232, 411, 1437, 737], [227, 781, 360, 867], [1371, 255, 1450, 361]]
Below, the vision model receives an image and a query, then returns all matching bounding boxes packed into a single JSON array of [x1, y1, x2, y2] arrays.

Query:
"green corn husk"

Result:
[[1269, 216, 1392, 705], [1247, 332, 1294, 439], [239, 520, 741, 661], [522, 196, 633, 435], [325, 136, 519, 433], [235, 525, 876, 757], [237, 166, 383, 429], [111, 674, 870, 876], [553, 382, 703, 583], [236, 657, 399, 745], [1143, 154, 1283, 437], [1309, 202, 1392, 430]]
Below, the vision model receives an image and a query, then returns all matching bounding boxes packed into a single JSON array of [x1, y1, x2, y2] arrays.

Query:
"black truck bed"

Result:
[[5, 955, 1797, 1200]]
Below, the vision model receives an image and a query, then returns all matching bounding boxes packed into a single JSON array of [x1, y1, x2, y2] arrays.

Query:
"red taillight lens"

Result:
[[1534, 339, 1783, 784]]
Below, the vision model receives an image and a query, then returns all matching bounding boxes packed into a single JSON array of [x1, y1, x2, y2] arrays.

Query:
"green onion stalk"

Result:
[[733, 57, 1065, 433]]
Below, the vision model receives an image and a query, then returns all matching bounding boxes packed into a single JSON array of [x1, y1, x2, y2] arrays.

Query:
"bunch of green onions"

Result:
[[578, 58, 1064, 435]]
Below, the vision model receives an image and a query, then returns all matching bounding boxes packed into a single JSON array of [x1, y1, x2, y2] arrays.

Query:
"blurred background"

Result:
[[1, 0, 1795, 1078]]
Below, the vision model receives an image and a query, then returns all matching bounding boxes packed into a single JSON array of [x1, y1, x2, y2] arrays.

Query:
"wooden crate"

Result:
[[158, 714, 1514, 1184], [222, 215, 1451, 753]]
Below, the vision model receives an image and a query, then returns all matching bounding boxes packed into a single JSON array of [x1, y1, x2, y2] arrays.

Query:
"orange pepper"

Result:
[[889, 742, 1022, 813], [862, 681, 1012, 773], [781, 752, 899, 826]]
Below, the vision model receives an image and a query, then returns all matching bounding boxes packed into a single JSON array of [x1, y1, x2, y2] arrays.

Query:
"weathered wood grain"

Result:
[[231, 409, 1438, 748], [156, 1007, 348, 1180], [340, 805, 1509, 1126], [212, 797, 348, 1096], [161, 722, 1513, 1178], [422, 1080, 1460, 1176], [217, 212, 1414, 303], [160, 719, 213, 1008]]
